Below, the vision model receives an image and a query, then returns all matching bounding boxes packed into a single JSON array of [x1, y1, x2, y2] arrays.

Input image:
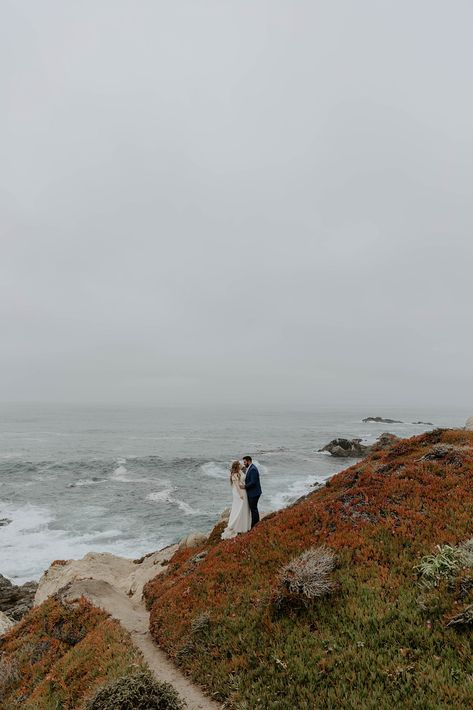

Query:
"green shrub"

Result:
[[85, 671, 185, 710], [415, 542, 473, 589]]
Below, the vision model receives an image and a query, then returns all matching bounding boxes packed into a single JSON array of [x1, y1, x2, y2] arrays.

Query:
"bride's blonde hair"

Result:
[[230, 460, 241, 483]]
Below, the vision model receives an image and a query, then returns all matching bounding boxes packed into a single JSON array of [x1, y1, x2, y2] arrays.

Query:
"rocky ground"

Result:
[[0, 574, 37, 623]]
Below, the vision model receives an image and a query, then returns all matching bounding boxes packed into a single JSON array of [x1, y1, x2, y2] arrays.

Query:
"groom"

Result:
[[242, 456, 262, 528]]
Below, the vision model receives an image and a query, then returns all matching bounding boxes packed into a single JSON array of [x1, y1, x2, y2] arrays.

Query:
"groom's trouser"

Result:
[[248, 495, 260, 528]]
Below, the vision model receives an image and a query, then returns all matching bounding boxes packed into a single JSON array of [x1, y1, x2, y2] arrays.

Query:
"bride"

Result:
[[221, 460, 252, 539]]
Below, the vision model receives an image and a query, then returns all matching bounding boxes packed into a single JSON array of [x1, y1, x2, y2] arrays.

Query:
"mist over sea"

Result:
[[0, 404, 469, 583]]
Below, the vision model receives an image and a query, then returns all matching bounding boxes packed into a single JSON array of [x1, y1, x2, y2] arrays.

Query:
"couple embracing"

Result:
[[221, 456, 262, 540]]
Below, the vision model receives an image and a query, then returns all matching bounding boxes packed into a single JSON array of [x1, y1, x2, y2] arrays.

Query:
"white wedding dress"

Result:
[[221, 473, 252, 539]]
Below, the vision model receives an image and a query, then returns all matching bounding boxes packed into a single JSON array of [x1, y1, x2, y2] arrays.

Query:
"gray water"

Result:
[[0, 403, 468, 583]]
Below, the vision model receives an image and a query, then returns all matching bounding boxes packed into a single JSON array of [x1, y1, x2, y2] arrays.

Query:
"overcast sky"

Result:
[[1, 1, 472, 408]]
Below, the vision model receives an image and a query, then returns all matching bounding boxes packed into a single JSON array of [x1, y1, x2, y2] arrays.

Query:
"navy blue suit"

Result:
[[245, 463, 262, 528]]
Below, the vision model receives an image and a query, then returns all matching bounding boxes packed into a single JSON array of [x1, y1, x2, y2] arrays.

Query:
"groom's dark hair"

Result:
[[243, 455, 252, 462]]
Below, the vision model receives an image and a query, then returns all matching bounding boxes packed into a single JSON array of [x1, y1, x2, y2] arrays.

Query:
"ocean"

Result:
[[0, 403, 469, 584]]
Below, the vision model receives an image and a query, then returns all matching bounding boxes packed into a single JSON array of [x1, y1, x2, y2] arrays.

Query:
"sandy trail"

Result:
[[64, 579, 222, 710]]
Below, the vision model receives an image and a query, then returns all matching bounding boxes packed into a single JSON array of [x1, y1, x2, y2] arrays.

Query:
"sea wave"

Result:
[[0, 501, 156, 584], [268, 475, 324, 510], [201, 462, 228, 479], [146, 487, 200, 516], [255, 446, 289, 456], [69, 478, 105, 488], [200, 460, 267, 478], [110, 462, 150, 483]]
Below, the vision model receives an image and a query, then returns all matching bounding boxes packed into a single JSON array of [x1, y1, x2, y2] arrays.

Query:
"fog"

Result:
[[2, 1, 472, 408]]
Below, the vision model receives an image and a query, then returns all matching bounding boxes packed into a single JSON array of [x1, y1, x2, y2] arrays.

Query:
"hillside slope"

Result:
[[0, 595, 146, 708], [144, 429, 473, 709]]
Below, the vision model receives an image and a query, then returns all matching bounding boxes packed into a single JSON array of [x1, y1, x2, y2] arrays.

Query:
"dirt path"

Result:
[[64, 579, 222, 710]]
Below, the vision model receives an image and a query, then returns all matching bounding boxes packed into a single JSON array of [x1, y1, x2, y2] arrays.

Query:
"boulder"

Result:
[[34, 547, 178, 606], [319, 438, 369, 458], [0, 610, 14, 635], [178, 531, 209, 550], [465, 416, 473, 431], [362, 416, 403, 424], [0, 574, 38, 621]]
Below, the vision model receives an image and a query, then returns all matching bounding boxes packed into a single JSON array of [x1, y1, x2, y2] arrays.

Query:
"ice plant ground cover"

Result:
[[144, 429, 473, 709], [0, 597, 146, 708]]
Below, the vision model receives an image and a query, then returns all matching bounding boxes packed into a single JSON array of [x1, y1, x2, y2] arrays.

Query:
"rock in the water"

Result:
[[465, 416, 473, 431], [362, 416, 403, 424], [0, 610, 14, 635], [320, 433, 399, 458], [0, 574, 38, 621], [0, 518, 12, 527], [319, 438, 370, 458], [412, 421, 433, 426]]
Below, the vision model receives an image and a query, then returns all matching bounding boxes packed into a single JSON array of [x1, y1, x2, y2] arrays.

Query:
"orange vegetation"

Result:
[[0, 596, 144, 709], [144, 429, 473, 709]]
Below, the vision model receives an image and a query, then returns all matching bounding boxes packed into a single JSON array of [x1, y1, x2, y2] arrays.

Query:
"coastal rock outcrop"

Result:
[[178, 531, 209, 550], [0, 574, 38, 621], [363, 416, 434, 426], [319, 438, 370, 457], [0, 610, 15, 635], [34, 548, 177, 606], [319, 432, 399, 458]]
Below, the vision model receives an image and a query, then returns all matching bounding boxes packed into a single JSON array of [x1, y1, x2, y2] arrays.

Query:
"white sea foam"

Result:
[[32, 473, 59, 482], [268, 475, 325, 510], [0, 501, 154, 584], [70, 478, 105, 487], [146, 486, 200, 516], [111, 465, 131, 481], [176, 500, 199, 515], [147, 488, 174, 504], [110, 462, 149, 483], [201, 462, 228, 479]]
